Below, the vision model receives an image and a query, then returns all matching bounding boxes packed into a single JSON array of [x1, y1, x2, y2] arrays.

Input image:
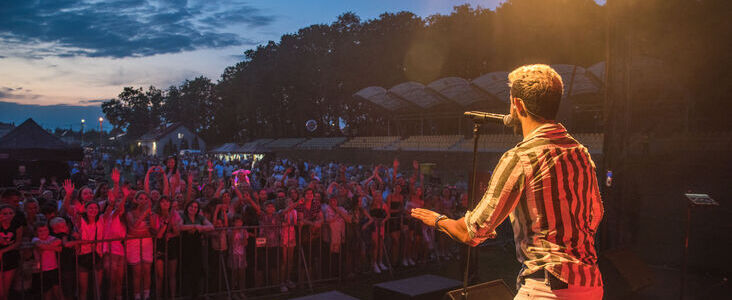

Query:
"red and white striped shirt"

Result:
[[464, 123, 604, 287]]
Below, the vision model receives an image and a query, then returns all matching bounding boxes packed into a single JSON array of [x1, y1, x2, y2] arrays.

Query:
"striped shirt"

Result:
[[464, 123, 604, 287]]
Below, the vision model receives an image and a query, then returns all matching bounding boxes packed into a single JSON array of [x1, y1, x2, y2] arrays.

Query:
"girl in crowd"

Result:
[[235, 182, 261, 289], [259, 201, 283, 291], [73, 201, 104, 300], [207, 187, 229, 293], [280, 197, 298, 290], [166, 156, 182, 196], [324, 195, 351, 277], [61, 179, 94, 216], [405, 185, 424, 265], [386, 183, 404, 267], [368, 191, 389, 273], [103, 169, 127, 300], [144, 166, 169, 203], [295, 188, 323, 279], [180, 201, 213, 299], [228, 214, 247, 291], [126, 191, 153, 300], [0, 204, 22, 300], [352, 203, 373, 274], [151, 195, 181, 300]]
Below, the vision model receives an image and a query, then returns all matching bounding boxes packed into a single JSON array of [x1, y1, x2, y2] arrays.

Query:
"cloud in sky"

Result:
[[0, 86, 41, 101], [2, 0, 560, 107], [0, 0, 274, 59]]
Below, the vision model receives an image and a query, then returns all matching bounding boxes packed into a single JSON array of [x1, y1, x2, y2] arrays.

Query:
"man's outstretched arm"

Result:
[[411, 208, 471, 243], [411, 150, 524, 246]]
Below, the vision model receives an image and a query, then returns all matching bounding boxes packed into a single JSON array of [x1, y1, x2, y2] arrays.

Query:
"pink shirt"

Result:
[[32, 236, 59, 271], [79, 218, 104, 255]]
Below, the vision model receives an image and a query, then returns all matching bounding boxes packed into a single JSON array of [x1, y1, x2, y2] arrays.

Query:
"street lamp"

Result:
[[98, 117, 103, 149], [81, 119, 85, 146]]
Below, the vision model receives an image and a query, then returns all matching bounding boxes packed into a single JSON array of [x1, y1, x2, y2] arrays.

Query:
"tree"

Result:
[[179, 138, 189, 150], [192, 137, 200, 150], [163, 77, 218, 134], [102, 86, 164, 138]]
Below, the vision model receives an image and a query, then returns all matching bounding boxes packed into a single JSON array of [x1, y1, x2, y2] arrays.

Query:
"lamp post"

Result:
[[98, 117, 103, 149], [81, 119, 85, 146]]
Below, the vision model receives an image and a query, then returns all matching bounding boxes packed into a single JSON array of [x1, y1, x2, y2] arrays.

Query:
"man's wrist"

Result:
[[433, 214, 448, 228]]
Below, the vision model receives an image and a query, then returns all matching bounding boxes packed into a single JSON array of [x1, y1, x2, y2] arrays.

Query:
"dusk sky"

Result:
[[0, 0, 513, 107]]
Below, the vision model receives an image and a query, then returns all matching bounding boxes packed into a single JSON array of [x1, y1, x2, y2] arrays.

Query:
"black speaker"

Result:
[[290, 290, 359, 300], [373, 274, 462, 300], [443, 279, 514, 300], [600, 248, 654, 297]]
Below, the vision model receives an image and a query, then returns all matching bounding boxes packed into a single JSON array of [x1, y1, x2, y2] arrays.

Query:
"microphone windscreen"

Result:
[[502, 114, 513, 127]]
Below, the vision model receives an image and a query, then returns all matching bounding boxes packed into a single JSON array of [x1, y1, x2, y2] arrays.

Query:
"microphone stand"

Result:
[[462, 121, 482, 299]]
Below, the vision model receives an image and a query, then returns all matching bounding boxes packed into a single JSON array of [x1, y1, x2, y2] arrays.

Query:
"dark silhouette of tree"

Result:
[[102, 86, 163, 139], [103, 0, 731, 142]]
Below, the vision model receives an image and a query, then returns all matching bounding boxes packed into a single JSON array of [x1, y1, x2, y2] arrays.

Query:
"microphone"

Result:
[[463, 111, 513, 126]]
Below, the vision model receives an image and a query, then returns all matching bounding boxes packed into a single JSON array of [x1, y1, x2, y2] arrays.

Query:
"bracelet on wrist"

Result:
[[433, 214, 448, 228]]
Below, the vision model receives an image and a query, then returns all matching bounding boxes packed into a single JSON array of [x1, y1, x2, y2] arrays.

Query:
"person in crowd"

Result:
[[324, 194, 351, 275], [350, 203, 372, 275], [126, 191, 153, 300], [179, 200, 213, 299], [386, 173, 404, 267], [151, 195, 181, 300], [280, 197, 298, 290], [234, 180, 260, 289], [228, 214, 248, 291], [368, 191, 388, 274], [295, 188, 323, 277], [405, 185, 425, 265], [206, 191, 228, 293], [71, 200, 104, 300], [32, 222, 64, 300], [166, 156, 182, 196], [259, 201, 284, 291], [103, 169, 127, 300], [61, 179, 93, 217], [0, 204, 22, 300], [49, 217, 77, 298], [144, 166, 169, 203], [13, 165, 32, 189]]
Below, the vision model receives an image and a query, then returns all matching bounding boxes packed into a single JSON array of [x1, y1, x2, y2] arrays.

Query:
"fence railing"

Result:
[[5, 214, 465, 300]]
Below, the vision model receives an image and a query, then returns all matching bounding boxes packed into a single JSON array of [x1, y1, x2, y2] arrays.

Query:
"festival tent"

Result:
[[0, 119, 82, 187], [0, 118, 83, 161]]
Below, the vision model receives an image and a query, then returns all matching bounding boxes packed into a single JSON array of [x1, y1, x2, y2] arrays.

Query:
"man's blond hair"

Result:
[[508, 64, 564, 120]]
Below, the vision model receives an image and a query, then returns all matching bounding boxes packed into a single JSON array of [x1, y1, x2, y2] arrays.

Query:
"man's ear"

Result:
[[512, 97, 528, 117]]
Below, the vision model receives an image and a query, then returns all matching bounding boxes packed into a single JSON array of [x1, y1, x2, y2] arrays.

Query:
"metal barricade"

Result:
[[10, 216, 434, 300]]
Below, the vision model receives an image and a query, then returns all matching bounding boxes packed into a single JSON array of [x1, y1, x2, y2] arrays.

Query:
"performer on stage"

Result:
[[411, 64, 604, 300]]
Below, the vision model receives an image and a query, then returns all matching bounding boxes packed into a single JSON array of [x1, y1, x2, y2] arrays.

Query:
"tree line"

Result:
[[101, 0, 731, 145]]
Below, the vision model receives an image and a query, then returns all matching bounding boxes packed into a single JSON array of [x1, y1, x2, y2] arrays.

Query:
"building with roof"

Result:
[[136, 123, 205, 156]]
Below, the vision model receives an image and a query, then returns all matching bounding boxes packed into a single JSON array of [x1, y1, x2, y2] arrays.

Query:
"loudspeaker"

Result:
[[290, 290, 359, 300], [373, 274, 462, 300], [443, 279, 514, 300], [600, 248, 654, 297]]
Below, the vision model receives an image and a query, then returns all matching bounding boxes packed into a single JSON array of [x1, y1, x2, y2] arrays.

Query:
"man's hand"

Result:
[[410, 208, 441, 228]]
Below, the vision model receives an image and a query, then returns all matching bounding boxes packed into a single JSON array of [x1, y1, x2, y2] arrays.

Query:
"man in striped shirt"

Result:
[[412, 64, 604, 299]]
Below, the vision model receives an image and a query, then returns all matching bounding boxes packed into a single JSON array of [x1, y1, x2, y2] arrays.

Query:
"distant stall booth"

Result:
[[209, 141, 270, 167], [0, 118, 83, 189]]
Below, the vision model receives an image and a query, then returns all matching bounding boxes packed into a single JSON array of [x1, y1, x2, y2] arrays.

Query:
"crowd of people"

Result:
[[2, 152, 479, 300]]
